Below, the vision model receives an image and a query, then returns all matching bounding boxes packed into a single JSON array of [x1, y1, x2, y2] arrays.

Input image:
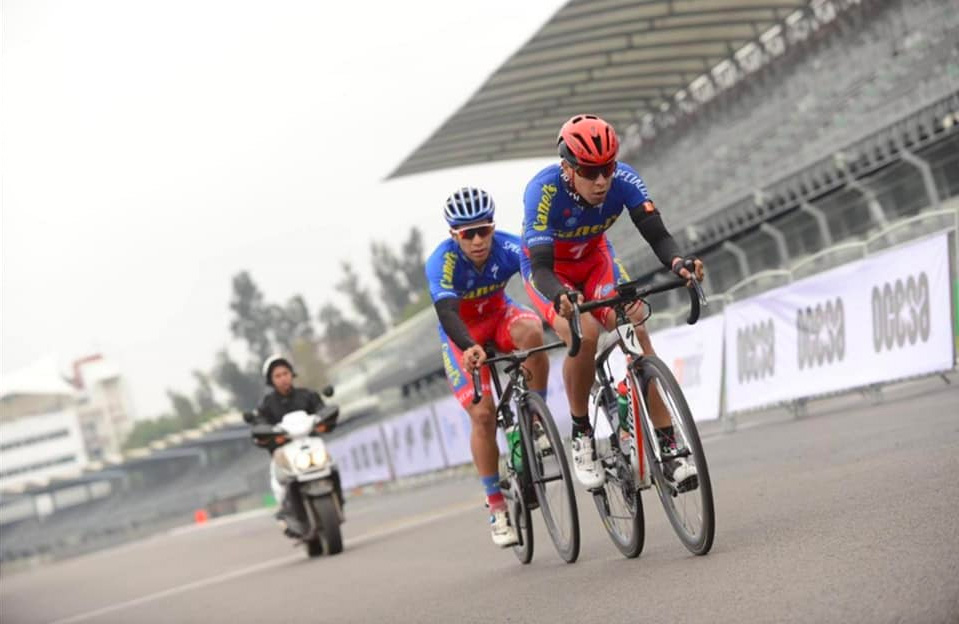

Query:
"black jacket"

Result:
[[254, 387, 325, 426]]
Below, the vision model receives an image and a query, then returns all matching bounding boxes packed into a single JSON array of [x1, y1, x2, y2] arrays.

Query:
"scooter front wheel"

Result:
[[308, 495, 344, 555]]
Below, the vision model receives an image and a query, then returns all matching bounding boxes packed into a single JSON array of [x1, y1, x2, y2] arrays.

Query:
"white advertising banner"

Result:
[[432, 396, 474, 467], [326, 424, 392, 490], [724, 232, 954, 413], [649, 313, 726, 422], [381, 405, 449, 478], [545, 353, 573, 439]]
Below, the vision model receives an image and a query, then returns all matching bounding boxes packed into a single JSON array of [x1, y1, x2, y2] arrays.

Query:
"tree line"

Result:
[[123, 227, 429, 450]]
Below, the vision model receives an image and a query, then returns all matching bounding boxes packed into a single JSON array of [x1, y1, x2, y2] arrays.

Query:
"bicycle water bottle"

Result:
[[616, 380, 630, 430], [505, 424, 523, 473]]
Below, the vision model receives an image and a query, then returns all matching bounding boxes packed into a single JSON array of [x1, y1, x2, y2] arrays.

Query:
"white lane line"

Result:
[[47, 500, 477, 624], [168, 499, 380, 537]]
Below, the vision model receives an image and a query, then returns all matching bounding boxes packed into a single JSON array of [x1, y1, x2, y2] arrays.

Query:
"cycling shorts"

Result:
[[439, 303, 541, 408], [522, 235, 630, 329]]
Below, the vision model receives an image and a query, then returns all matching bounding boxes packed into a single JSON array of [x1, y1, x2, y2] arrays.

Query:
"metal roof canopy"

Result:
[[389, 0, 811, 178]]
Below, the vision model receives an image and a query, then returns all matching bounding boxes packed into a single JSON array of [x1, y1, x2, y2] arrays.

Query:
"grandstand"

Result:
[[340, 0, 958, 407], [3, 0, 957, 566]]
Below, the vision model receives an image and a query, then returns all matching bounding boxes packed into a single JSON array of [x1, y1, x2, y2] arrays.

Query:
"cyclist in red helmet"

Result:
[[521, 114, 705, 491]]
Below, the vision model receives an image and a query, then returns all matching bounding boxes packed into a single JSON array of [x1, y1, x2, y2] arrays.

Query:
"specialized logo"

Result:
[[490, 264, 499, 278], [532, 184, 558, 231], [871, 273, 931, 353], [736, 319, 775, 383], [441, 342, 465, 389], [440, 252, 457, 290], [797, 297, 845, 369]]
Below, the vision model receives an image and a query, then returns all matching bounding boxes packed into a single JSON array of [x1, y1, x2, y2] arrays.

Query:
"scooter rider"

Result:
[[253, 355, 341, 537]]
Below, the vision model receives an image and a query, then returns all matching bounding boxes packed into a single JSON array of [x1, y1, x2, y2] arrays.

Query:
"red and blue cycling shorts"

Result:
[[522, 235, 630, 329], [439, 301, 541, 408]]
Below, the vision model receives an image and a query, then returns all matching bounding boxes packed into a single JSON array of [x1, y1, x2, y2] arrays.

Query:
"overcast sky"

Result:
[[1, 0, 564, 417]]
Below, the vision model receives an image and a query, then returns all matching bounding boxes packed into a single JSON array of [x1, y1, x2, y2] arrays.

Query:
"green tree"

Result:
[[211, 350, 263, 410], [167, 389, 200, 430], [270, 294, 315, 353], [318, 302, 363, 361], [371, 241, 411, 320], [229, 271, 272, 361], [122, 415, 181, 450], [400, 226, 427, 293], [192, 371, 220, 416], [337, 262, 386, 339], [291, 338, 327, 392]]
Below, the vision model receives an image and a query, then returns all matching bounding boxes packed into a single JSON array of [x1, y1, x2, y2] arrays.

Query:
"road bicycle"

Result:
[[568, 274, 715, 557], [470, 339, 580, 564]]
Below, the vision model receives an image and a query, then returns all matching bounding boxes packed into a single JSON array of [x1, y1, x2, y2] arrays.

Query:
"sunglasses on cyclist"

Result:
[[574, 160, 617, 181], [452, 223, 495, 240]]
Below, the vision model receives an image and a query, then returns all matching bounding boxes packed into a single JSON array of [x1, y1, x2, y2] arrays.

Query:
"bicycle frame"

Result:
[[470, 341, 568, 470], [594, 305, 655, 489], [578, 275, 707, 491]]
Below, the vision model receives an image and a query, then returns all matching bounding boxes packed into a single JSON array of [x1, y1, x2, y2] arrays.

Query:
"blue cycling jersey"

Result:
[[522, 162, 652, 261], [425, 231, 523, 320]]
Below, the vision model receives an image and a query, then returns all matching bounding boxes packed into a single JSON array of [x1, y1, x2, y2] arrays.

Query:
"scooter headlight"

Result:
[[310, 448, 329, 468], [293, 451, 313, 471]]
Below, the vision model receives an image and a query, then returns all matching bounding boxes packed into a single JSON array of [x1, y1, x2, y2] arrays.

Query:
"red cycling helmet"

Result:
[[557, 114, 619, 166]]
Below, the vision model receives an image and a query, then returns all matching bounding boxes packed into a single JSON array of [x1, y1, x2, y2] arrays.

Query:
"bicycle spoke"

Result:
[[637, 358, 714, 556]]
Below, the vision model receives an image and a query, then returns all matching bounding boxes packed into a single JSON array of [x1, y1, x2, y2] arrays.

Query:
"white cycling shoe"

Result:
[[489, 508, 519, 547], [571, 435, 606, 490], [663, 457, 699, 492]]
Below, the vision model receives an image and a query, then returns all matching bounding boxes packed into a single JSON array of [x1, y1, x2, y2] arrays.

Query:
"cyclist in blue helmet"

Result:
[[425, 187, 549, 548]]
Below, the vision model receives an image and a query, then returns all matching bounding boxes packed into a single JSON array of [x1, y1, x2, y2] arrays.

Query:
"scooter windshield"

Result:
[[279, 411, 315, 438]]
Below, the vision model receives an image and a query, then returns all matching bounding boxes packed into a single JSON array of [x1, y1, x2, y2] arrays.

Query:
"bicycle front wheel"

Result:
[[590, 383, 644, 558], [633, 355, 715, 555], [520, 393, 580, 563]]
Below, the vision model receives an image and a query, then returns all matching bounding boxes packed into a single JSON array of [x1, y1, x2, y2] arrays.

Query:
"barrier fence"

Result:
[[329, 231, 957, 492]]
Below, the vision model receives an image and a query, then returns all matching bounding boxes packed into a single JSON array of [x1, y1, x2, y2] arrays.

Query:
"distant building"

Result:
[[0, 357, 88, 491], [73, 355, 136, 461]]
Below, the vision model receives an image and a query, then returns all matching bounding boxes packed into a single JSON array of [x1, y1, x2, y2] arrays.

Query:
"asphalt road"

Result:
[[2, 376, 958, 624]]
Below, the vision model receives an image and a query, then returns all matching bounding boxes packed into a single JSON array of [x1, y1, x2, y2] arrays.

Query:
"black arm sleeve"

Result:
[[529, 244, 567, 303], [628, 207, 682, 268], [434, 297, 476, 351]]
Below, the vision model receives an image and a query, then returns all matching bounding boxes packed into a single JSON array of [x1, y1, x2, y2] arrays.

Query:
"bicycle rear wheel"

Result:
[[633, 355, 714, 555], [506, 476, 533, 564], [520, 393, 580, 563], [591, 390, 645, 558]]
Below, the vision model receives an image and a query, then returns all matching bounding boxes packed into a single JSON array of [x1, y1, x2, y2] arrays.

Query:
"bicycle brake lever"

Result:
[[471, 368, 482, 404], [568, 300, 582, 357]]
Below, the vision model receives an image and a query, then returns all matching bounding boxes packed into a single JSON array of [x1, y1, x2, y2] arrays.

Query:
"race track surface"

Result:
[[2, 376, 958, 624]]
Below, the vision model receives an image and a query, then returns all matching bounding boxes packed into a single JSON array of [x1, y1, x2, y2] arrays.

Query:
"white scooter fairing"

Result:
[[272, 411, 336, 489]]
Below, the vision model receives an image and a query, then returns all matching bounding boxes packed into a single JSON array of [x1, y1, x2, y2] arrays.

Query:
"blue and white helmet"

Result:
[[444, 187, 495, 227]]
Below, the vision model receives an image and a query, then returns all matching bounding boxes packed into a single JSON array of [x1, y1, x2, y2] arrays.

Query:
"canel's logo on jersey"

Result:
[[532, 184, 558, 231], [555, 214, 620, 239], [463, 280, 507, 299], [441, 342, 464, 389], [440, 252, 457, 290]]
